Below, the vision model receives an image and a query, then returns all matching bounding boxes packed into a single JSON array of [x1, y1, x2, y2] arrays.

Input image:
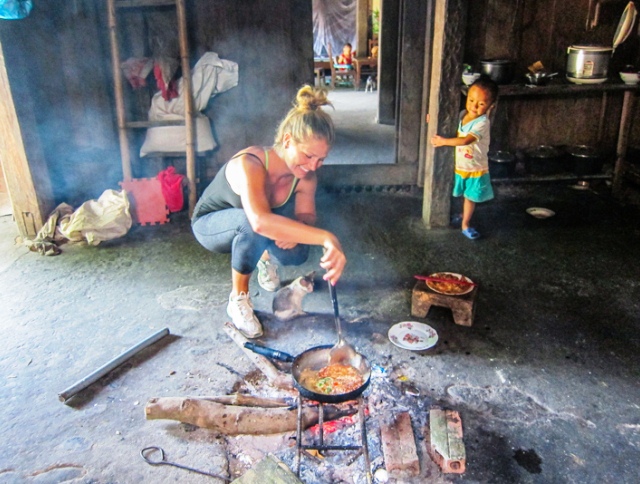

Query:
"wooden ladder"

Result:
[[106, 0, 197, 216]]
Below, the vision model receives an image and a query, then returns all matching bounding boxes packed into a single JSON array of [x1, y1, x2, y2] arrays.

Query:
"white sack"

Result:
[[148, 52, 239, 120], [58, 189, 132, 246], [140, 114, 216, 156]]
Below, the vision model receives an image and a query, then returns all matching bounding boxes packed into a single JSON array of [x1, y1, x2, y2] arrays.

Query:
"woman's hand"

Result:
[[320, 237, 346, 285]]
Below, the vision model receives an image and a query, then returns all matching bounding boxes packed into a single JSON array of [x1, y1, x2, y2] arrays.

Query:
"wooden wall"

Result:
[[0, 0, 313, 209], [463, 0, 640, 155], [0, 1, 117, 208]]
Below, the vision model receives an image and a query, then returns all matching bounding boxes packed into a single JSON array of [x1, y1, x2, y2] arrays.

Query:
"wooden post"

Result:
[[107, 0, 132, 182], [0, 39, 46, 237], [175, 0, 197, 217], [613, 89, 635, 197], [423, 0, 467, 229]]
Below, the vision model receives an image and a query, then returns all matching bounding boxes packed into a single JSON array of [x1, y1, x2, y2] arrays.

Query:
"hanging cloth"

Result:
[[312, 0, 357, 57]]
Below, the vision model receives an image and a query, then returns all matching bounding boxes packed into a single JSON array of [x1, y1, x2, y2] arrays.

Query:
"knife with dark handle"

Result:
[[243, 342, 295, 362]]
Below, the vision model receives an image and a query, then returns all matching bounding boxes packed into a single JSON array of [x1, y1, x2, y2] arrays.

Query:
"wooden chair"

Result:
[[327, 44, 358, 90]]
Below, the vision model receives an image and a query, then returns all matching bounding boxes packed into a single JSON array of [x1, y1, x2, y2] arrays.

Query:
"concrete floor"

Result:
[[324, 89, 396, 166], [1, 180, 639, 483]]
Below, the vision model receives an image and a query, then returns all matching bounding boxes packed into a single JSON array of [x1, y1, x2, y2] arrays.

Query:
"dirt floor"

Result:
[[1, 181, 639, 483]]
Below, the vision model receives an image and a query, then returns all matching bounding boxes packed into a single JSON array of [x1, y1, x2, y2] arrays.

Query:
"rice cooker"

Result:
[[566, 2, 637, 84], [566, 45, 612, 84]]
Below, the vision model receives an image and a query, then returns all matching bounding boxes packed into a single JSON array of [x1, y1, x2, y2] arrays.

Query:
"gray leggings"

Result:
[[191, 207, 310, 275]]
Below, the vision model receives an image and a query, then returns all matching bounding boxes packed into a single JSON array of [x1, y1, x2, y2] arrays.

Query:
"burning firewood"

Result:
[[145, 397, 357, 435]]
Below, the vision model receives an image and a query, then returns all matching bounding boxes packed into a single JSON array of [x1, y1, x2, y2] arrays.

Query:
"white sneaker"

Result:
[[227, 292, 263, 338], [257, 259, 280, 292]]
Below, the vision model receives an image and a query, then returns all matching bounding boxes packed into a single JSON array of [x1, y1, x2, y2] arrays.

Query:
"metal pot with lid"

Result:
[[480, 59, 516, 85], [565, 145, 605, 176], [488, 151, 516, 178], [524, 145, 564, 176]]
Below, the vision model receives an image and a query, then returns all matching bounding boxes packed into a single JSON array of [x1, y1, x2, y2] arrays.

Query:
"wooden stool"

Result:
[[411, 281, 477, 327]]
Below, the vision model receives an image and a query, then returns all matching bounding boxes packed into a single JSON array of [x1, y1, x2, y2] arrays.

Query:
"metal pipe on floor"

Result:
[[58, 328, 170, 403]]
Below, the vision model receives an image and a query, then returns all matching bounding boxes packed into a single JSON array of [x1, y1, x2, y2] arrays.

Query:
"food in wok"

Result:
[[299, 363, 364, 395]]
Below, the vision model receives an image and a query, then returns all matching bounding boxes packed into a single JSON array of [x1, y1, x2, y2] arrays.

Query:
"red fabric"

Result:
[[337, 51, 354, 65], [157, 166, 185, 212], [153, 63, 179, 101]]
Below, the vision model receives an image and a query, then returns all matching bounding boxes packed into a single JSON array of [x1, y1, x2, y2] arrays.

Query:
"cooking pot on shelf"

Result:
[[480, 59, 516, 84], [565, 145, 605, 176], [524, 145, 564, 176], [488, 151, 516, 178], [566, 2, 637, 84]]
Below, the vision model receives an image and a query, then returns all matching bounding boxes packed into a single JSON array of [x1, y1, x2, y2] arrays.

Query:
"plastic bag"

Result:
[[0, 0, 33, 20], [157, 166, 185, 212]]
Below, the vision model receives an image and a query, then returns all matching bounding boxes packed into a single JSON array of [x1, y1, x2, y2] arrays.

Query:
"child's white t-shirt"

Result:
[[455, 111, 490, 172]]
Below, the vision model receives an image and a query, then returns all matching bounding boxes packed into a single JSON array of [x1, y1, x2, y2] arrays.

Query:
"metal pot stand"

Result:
[[295, 396, 372, 484]]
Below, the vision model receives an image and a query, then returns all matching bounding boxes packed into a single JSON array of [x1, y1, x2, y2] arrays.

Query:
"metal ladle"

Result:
[[327, 281, 359, 365]]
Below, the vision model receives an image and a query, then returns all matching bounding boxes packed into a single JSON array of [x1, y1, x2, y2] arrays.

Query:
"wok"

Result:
[[245, 343, 371, 404]]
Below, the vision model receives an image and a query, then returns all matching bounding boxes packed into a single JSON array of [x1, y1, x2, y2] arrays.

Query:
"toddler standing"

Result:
[[431, 78, 498, 239]]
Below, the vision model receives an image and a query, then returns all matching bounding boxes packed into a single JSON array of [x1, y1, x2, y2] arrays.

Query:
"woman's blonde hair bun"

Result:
[[295, 85, 331, 112], [275, 85, 335, 146]]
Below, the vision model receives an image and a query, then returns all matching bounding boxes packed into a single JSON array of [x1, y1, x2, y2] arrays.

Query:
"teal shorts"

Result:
[[453, 172, 494, 203]]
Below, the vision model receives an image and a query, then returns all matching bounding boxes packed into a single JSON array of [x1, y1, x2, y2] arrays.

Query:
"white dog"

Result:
[[365, 75, 377, 92]]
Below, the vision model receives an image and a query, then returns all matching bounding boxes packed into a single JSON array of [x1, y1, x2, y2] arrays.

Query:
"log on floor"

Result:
[[145, 397, 357, 435]]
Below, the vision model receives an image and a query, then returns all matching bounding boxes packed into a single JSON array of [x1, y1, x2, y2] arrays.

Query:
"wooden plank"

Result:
[[462, 82, 640, 98], [125, 120, 186, 129], [0, 39, 46, 237]]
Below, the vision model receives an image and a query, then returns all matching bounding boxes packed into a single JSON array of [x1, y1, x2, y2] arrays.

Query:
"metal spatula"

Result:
[[328, 281, 358, 365]]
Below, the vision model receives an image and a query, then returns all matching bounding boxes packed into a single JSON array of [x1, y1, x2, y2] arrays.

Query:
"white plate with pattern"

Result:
[[388, 321, 438, 351]]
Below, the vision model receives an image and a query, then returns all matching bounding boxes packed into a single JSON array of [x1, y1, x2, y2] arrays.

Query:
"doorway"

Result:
[[313, 0, 397, 166], [313, 0, 432, 187]]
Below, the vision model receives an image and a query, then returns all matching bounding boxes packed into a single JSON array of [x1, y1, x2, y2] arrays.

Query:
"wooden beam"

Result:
[[423, 0, 467, 229], [378, 0, 400, 125], [356, 0, 368, 58], [107, 0, 132, 182], [613, 90, 636, 196], [175, 0, 197, 217], [0, 39, 45, 237]]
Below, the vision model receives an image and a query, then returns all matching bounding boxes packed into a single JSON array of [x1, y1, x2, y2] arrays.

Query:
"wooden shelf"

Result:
[[125, 120, 186, 129], [492, 172, 612, 183], [461, 80, 640, 97]]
